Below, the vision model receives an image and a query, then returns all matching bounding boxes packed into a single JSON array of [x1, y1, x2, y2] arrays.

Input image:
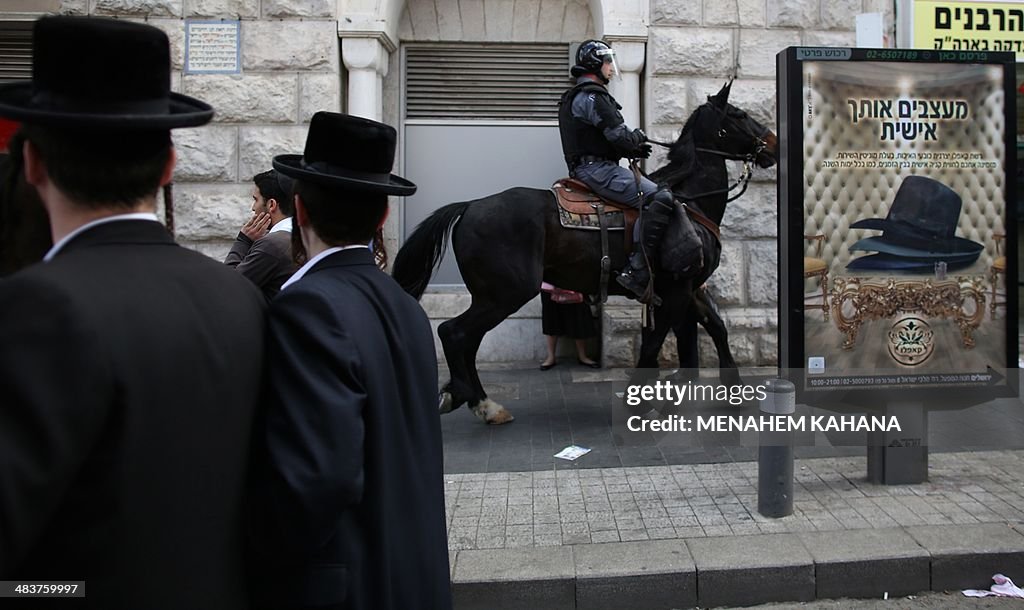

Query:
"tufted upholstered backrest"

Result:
[[802, 62, 1006, 275]]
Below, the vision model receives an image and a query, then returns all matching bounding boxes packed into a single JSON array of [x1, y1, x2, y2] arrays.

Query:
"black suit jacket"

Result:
[[0, 220, 266, 609], [249, 248, 451, 610], [224, 229, 296, 301]]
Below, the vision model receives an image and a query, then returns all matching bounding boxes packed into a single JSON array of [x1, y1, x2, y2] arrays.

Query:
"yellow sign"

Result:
[[913, 0, 1024, 60]]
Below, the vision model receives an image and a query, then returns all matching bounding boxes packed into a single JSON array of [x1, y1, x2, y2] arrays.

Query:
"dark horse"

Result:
[[392, 82, 777, 424]]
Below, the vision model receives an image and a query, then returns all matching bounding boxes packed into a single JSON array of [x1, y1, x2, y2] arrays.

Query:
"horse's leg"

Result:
[[693, 288, 741, 386], [463, 332, 487, 405], [636, 301, 674, 369], [437, 315, 474, 415], [439, 298, 528, 425], [445, 187, 555, 423], [671, 296, 700, 384], [673, 316, 700, 369]]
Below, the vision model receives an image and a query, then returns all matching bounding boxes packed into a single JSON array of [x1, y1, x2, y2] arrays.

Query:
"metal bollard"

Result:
[[758, 378, 795, 518]]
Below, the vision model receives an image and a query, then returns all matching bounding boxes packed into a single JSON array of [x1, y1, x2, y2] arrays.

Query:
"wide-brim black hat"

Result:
[[273, 112, 416, 196], [846, 253, 978, 272], [848, 175, 984, 259], [0, 16, 212, 129], [850, 235, 983, 260]]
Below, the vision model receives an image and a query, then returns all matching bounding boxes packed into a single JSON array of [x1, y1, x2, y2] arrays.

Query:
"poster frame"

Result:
[[776, 46, 1019, 407]]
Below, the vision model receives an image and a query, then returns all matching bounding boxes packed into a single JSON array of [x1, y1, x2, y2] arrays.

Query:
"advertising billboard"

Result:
[[777, 47, 1017, 403]]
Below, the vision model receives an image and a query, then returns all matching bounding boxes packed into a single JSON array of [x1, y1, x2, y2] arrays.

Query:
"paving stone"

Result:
[[453, 547, 574, 610], [575, 540, 695, 610], [619, 530, 650, 542], [590, 530, 621, 543], [674, 526, 706, 538], [647, 528, 677, 540], [908, 523, 1024, 590], [799, 528, 929, 598], [535, 534, 562, 546], [688, 533, 815, 607], [702, 525, 734, 536]]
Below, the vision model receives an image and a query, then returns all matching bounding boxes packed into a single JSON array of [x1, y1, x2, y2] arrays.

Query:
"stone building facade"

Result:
[[2, 0, 898, 367]]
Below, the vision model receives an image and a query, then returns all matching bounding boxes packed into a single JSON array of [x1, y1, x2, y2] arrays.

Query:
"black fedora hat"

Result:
[[0, 16, 212, 129], [273, 112, 416, 196], [846, 252, 978, 272], [848, 175, 983, 262]]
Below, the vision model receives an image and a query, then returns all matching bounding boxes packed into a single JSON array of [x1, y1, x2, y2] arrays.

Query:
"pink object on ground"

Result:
[[963, 574, 1024, 598]]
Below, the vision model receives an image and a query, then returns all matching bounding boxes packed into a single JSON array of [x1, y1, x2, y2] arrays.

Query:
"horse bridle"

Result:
[[645, 101, 769, 203]]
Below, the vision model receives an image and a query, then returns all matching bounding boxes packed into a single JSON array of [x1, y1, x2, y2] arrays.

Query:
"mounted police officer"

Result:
[[559, 39, 683, 304]]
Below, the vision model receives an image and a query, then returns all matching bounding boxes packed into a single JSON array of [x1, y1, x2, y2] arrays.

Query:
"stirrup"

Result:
[[616, 272, 662, 307]]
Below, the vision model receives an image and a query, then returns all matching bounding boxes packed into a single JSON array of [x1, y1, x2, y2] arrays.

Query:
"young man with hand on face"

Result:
[[225, 169, 297, 301]]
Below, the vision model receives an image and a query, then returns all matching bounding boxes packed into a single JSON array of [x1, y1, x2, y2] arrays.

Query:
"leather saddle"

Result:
[[551, 178, 639, 252]]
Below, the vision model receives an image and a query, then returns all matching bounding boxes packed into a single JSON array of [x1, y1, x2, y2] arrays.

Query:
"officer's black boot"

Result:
[[616, 189, 674, 305]]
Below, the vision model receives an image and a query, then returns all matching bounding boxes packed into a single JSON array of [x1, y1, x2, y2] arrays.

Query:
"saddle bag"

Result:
[[659, 204, 704, 276]]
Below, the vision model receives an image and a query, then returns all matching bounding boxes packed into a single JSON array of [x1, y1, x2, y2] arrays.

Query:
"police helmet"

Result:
[[575, 40, 617, 76]]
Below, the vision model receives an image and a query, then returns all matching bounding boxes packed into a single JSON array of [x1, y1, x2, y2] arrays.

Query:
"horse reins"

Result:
[[645, 114, 767, 203]]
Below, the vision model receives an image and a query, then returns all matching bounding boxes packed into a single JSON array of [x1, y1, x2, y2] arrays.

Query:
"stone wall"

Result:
[[54, 0, 341, 259], [643, 0, 896, 366], [396, 0, 594, 42]]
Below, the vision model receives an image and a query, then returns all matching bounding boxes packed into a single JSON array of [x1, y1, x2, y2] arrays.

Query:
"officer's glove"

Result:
[[636, 143, 653, 159], [622, 128, 643, 147]]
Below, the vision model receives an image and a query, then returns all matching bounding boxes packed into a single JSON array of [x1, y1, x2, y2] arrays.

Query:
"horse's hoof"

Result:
[[472, 398, 515, 425], [438, 391, 454, 414], [487, 408, 515, 425]]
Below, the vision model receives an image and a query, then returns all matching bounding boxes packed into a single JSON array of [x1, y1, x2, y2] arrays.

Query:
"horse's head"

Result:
[[678, 81, 778, 169]]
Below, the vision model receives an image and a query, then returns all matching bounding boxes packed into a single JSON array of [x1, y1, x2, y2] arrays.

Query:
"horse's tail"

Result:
[[392, 200, 470, 300]]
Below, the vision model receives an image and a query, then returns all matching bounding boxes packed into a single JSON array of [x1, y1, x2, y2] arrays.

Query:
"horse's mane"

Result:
[[647, 104, 702, 187]]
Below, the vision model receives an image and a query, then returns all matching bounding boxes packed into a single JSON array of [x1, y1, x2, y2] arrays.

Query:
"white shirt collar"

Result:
[[268, 217, 293, 234], [279, 243, 369, 291], [44, 212, 160, 262]]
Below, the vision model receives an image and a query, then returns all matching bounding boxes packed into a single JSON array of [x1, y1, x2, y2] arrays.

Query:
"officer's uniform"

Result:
[[557, 40, 696, 304], [559, 76, 657, 208]]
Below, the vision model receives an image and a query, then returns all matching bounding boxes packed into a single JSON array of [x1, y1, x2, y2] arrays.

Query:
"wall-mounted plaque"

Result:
[[185, 20, 240, 75]]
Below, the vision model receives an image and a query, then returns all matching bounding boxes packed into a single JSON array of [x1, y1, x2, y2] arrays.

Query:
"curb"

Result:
[[450, 522, 1024, 609]]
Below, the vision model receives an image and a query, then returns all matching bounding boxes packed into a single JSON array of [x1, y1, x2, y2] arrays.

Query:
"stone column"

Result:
[[606, 39, 646, 130], [601, 296, 643, 368], [341, 36, 392, 121]]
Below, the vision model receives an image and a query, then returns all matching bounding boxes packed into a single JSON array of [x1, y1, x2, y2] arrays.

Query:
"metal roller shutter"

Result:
[[0, 21, 32, 83], [405, 43, 570, 121]]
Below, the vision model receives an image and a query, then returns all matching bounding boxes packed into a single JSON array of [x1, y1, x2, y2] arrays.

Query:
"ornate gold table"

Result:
[[830, 275, 987, 350]]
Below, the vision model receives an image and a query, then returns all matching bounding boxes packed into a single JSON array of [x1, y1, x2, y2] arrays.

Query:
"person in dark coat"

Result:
[[248, 112, 451, 610], [0, 128, 51, 276], [225, 169, 297, 301], [0, 17, 266, 609], [539, 288, 600, 370]]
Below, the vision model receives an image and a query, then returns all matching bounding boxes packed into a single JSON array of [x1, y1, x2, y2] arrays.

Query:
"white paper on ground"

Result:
[[554, 445, 592, 461]]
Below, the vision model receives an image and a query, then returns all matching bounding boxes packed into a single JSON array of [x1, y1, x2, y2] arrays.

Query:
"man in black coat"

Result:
[[0, 17, 266, 609], [248, 112, 451, 610]]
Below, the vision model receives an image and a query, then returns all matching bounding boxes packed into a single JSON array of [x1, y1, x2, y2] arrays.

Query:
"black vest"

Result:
[[558, 81, 622, 168]]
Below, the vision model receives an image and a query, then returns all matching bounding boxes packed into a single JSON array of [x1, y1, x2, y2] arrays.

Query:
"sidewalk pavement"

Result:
[[440, 362, 1024, 608], [445, 450, 1024, 608]]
